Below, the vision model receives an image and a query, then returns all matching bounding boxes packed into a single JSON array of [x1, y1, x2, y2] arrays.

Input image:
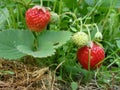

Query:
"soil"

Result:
[[0, 59, 72, 90], [0, 59, 119, 90]]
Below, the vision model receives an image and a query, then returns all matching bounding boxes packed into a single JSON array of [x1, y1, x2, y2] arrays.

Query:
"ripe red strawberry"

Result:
[[25, 6, 51, 32], [77, 42, 105, 70]]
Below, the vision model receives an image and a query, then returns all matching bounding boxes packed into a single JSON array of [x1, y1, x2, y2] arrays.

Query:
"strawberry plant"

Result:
[[0, 0, 72, 60], [0, 30, 71, 59], [1, 0, 120, 90]]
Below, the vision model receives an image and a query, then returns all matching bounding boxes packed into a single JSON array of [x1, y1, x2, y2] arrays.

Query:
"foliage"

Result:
[[0, 30, 71, 59], [0, 0, 120, 89]]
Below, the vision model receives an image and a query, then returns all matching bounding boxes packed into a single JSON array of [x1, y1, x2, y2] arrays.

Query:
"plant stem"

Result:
[[63, 12, 77, 20], [93, 23, 99, 32], [53, 0, 57, 12], [84, 25, 92, 71], [9, 8, 17, 28], [82, 0, 102, 20], [59, 0, 62, 15], [107, 58, 119, 69], [88, 48, 91, 71], [51, 60, 65, 90], [76, 18, 83, 31], [85, 25, 91, 42], [40, 0, 43, 6], [79, 18, 83, 31], [33, 32, 39, 51], [99, 0, 116, 32]]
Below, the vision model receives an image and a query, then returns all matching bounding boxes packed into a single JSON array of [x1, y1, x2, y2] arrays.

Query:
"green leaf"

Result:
[[0, 30, 34, 59], [17, 44, 55, 58], [0, 30, 71, 59], [85, 0, 120, 8], [18, 30, 72, 58], [22, 0, 32, 5], [101, 0, 120, 8], [70, 26, 77, 32], [114, 0, 120, 8], [85, 0, 95, 6], [38, 30, 72, 49], [63, 0, 78, 9], [71, 82, 78, 90], [116, 40, 120, 48], [0, 8, 9, 26]]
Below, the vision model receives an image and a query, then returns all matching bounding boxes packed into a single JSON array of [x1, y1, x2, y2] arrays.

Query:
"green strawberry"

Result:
[[72, 31, 89, 47], [50, 12, 60, 23]]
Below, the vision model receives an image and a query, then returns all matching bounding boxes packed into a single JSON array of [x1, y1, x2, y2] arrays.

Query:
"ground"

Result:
[[0, 59, 119, 90]]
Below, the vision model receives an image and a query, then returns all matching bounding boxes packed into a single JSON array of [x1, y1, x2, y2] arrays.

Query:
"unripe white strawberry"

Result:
[[72, 31, 89, 47]]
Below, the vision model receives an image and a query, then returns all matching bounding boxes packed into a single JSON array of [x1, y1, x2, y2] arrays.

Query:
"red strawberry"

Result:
[[25, 6, 51, 32], [77, 42, 105, 70]]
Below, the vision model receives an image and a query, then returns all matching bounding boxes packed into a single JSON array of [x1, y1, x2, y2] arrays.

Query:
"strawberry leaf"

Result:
[[38, 30, 72, 49], [18, 30, 72, 58], [0, 30, 71, 59], [0, 30, 72, 59], [0, 30, 34, 59], [17, 44, 55, 58]]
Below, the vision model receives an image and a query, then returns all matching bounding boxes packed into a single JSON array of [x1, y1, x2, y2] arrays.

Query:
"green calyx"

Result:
[[94, 31, 103, 42]]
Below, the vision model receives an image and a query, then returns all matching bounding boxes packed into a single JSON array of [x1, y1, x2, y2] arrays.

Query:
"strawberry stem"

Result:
[[85, 25, 91, 42], [71, 17, 82, 31], [84, 25, 91, 71], [76, 18, 83, 31], [58, 0, 63, 15], [93, 23, 100, 32], [53, 0, 57, 12], [40, 0, 43, 7], [88, 48, 91, 71], [79, 18, 83, 32], [33, 32, 39, 51], [63, 12, 77, 21]]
